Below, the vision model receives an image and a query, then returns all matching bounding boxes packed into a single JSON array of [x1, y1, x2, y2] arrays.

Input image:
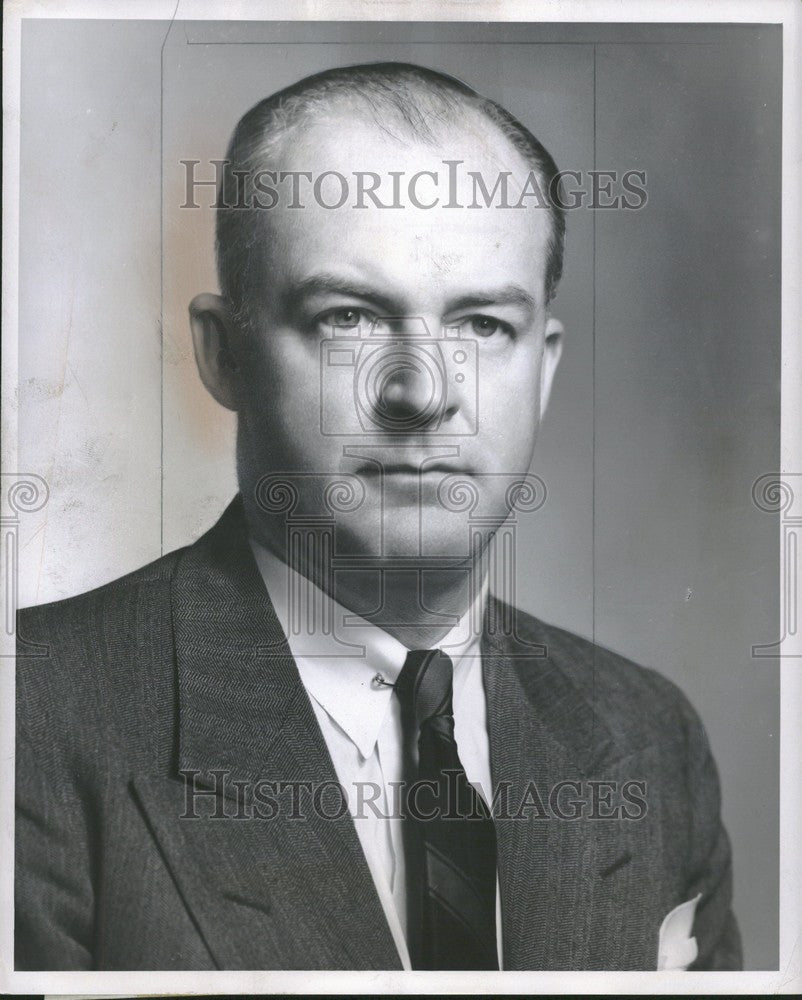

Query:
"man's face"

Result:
[[217, 110, 561, 565]]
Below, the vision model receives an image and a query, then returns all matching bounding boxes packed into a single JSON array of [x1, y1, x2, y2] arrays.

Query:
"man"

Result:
[[16, 62, 741, 971]]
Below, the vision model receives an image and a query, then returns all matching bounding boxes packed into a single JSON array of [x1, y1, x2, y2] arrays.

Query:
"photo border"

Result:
[[2, 0, 799, 994]]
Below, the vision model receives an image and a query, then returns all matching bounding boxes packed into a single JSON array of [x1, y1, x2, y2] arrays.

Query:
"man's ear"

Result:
[[539, 316, 564, 419], [189, 293, 241, 412]]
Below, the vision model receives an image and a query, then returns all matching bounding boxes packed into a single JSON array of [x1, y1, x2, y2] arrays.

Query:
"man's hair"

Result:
[[216, 62, 566, 326]]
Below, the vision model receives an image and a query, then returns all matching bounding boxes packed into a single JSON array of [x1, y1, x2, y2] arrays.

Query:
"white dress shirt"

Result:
[[250, 539, 502, 969]]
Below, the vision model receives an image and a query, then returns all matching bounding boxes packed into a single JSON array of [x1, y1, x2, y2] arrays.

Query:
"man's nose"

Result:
[[381, 364, 432, 412], [369, 348, 448, 432]]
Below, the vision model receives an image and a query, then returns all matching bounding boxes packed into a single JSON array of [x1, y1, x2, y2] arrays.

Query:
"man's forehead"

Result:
[[221, 98, 555, 312], [267, 197, 550, 304], [274, 104, 534, 185], [254, 112, 551, 289]]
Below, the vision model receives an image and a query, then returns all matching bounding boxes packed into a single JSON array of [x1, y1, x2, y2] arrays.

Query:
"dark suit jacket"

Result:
[[16, 497, 742, 970]]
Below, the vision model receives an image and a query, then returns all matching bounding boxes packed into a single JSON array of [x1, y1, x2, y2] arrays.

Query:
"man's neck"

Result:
[[332, 566, 480, 650], [247, 520, 484, 650]]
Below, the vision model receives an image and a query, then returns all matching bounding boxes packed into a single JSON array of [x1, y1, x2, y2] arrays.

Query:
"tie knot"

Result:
[[395, 648, 454, 730]]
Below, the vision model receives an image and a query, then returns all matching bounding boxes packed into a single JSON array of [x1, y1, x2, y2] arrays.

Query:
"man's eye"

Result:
[[465, 315, 511, 338], [318, 307, 372, 334]]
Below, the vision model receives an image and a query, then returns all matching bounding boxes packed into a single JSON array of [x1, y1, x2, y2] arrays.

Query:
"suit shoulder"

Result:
[[510, 605, 707, 745], [19, 547, 185, 633], [16, 548, 187, 760]]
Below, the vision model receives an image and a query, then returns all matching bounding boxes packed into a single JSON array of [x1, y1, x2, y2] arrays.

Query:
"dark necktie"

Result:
[[394, 648, 499, 970]]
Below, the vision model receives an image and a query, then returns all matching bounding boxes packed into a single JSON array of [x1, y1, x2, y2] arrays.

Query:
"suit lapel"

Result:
[[482, 599, 660, 970], [134, 499, 401, 970]]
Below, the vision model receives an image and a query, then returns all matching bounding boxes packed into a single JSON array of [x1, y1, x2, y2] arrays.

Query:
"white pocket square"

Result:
[[657, 892, 702, 970]]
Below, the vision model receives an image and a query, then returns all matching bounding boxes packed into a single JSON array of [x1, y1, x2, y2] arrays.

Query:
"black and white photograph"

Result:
[[2, 0, 800, 994]]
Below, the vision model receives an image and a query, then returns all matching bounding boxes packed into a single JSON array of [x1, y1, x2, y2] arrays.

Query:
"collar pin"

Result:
[[372, 673, 395, 689]]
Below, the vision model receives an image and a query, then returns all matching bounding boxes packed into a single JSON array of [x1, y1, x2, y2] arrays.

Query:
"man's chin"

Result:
[[339, 523, 477, 568]]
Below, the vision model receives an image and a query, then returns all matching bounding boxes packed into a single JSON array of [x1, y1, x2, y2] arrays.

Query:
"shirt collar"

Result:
[[250, 539, 487, 759]]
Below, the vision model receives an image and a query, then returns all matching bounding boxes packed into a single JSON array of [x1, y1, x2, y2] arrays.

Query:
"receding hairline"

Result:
[[254, 96, 538, 181], [229, 61, 545, 168]]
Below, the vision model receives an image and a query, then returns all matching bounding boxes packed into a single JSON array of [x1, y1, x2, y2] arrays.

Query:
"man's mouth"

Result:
[[354, 463, 471, 478]]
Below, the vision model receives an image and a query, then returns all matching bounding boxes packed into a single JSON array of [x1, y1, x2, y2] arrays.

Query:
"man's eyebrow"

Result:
[[281, 273, 399, 313], [280, 274, 539, 316], [443, 285, 539, 314]]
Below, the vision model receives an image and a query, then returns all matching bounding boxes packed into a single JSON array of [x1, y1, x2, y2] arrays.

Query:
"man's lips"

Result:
[[354, 463, 472, 477]]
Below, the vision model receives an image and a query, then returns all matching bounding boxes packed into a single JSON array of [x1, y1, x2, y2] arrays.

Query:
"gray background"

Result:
[[18, 20, 781, 968]]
